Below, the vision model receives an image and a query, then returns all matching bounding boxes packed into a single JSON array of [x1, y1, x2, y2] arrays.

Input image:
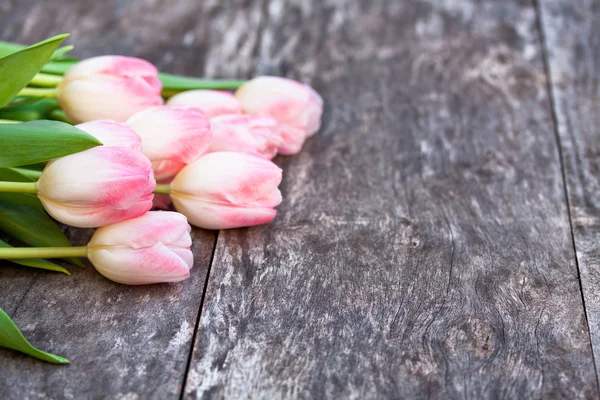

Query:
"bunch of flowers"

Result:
[[0, 34, 322, 363]]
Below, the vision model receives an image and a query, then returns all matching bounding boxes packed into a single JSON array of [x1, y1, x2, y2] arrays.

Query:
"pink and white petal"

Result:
[[58, 76, 163, 123], [76, 120, 143, 151], [88, 243, 191, 285], [167, 90, 242, 118], [171, 197, 277, 230], [127, 105, 211, 165], [89, 211, 191, 249], [64, 56, 159, 81], [38, 147, 155, 207]]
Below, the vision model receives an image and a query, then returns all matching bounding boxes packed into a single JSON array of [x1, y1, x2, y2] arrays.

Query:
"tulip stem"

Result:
[[16, 87, 57, 98], [154, 184, 171, 195], [29, 72, 63, 87], [0, 119, 20, 124], [0, 246, 88, 259], [0, 181, 38, 194]]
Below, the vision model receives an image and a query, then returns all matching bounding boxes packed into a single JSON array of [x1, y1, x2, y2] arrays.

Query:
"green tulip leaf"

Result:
[[0, 193, 43, 209], [2, 96, 43, 109], [49, 45, 74, 61], [41, 60, 78, 75], [0, 99, 59, 119], [0, 41, 24, 58], [15, 163, 46, 172], [0, 307, 68, 364], [0, 120, 101, 168], [0, 202, 84, 267], [0, 34, 68, 108], [0, 167, 39, 182], [0, 240, 69, 274]]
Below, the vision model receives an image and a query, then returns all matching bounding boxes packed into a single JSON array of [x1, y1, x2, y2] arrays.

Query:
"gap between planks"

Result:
[[532, 0, 600, 387], [179, 231, 220, 400]]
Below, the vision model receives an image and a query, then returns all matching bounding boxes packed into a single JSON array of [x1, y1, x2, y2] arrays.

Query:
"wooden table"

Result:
[[1, 0, 599, 398]]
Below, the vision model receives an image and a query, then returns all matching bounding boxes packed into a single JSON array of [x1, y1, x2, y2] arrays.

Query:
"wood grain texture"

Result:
[[0, 227, 215, 399], [0, 2, 220, 398], [538, 0, 600, 386], [182, 0, 599, 398], [0, 0, 599, 398]]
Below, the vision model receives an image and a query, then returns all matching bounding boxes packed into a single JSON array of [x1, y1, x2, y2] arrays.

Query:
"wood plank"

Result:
[[183, 0, 599, 398], [0, 1, 221, 398], [0, 228, 214, 399], [537, 0, 600, 387]]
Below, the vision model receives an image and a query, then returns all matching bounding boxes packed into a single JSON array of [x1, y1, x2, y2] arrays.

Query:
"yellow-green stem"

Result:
[[16, 87, 57, 98], [0, 119, 20, 124], [29, 72, 63, 87], [0, 246, 88, 259], [154, 184, 171, 195], [0, 181, 38, 194]]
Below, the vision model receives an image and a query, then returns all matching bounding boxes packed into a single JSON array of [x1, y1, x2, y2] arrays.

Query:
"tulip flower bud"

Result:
[[87, 211, 193, 285], [37, 147, 156, 228], [170, 152, 282, 229], [208, 114, 282, 159], [166, 90, 242, 118], [126, 105, 212, 180], [57, 56, 164, 123], [76, 120, 142, 151], [235, 76, 323, 155]]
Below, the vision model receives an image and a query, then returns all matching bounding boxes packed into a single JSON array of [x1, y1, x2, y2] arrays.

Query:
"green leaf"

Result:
[[15, 163, 46, 172], [0, 167, 40, 182], [41, 60, 78, 75], [0, 202, 84, 267], [49, 45, 74, 61], [0, 41, 24, 58], [0, 99, 59, 120], [0, 34, 68, 108], [0, 120, 101, 168], [0, 239, 69, 274], [0, 307, 68, 364], [0, 42, 71, 61], [2, 96, 43, 109], [0, 193, 43, 209]]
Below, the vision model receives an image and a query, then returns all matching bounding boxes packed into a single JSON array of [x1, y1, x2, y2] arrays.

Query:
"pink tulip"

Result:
[[208, 114, 282, 159], [87, 211, 193, 285], [76, 120, 142, 151], [235, 76, 323, 155], [126, 105, 212, 180], [57, 56, 164, 123], [166, 90, 242, 118], [36, 147, 156, 228], [169, 152, 282, 229]]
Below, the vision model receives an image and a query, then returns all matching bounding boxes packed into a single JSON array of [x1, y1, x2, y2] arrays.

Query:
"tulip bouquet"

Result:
[[0, 34, 322, 363]]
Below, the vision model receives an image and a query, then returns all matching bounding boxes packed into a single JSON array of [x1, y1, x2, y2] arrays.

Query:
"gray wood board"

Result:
[[0, 2, 224, 398], [182, 0, 598, 398], [538, 0, 600, 388], [0, 227, 215, 399]]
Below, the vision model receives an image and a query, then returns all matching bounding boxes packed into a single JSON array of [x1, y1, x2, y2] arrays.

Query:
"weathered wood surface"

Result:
[[538, 0, 600, 387], [0, 0, 599, 399], [182, 0, 598, 398], [0, 227, 216, 399], [0, 3, 226, 398]]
